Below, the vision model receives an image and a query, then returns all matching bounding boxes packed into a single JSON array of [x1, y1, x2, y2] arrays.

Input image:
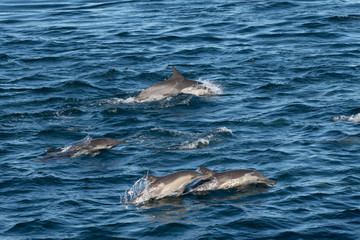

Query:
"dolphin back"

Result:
[[146, 175, 160, 185], [135, 67, 202, 101], [46, 148, 61, 153]]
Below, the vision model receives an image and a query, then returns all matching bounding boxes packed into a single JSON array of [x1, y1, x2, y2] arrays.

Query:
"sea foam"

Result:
[[333, 113, 360, 123]]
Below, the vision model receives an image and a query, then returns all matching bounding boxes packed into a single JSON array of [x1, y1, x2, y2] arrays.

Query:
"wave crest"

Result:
[[333, 113, 360, 123], [179, 135, 213, 150]]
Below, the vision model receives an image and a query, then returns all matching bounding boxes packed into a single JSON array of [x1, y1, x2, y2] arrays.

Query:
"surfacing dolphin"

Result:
[[46, 138, 126, 158], [189, 167, 277, 193], [135, 67, 212, 102], [133, 169, 212, 204]]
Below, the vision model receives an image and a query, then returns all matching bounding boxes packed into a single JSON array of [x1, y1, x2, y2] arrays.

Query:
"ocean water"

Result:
[[1, 0, 360, 239]]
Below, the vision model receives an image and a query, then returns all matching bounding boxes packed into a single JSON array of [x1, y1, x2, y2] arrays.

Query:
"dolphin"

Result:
[[133, 170, 212, 203], [135, 67, 211, 101], [189, 167, 277, 192], [46, 138, 126, 158]]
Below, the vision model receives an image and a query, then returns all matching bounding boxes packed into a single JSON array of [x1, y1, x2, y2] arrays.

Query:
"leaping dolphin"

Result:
[[46, 138, 126, 158], [190, 167, 277, 192], [135, 67, 212, 101], [133, 169, 212, 204]]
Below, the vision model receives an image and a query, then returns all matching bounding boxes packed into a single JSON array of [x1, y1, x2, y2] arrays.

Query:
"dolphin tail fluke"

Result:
[[199, 167, 216, 180], [90, 151, 101, 157]]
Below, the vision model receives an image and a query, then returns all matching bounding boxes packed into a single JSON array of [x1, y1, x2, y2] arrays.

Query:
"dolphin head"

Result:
[[87, 138, 126, 150], [249, 171, 278, 185], [196, 168, 277, 191]]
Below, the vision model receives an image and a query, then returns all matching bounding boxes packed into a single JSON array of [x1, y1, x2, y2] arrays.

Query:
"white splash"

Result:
[[200, 79, 223, 95], [181, 79, 222, 97], [213, 127, 233, 134], [179, 135, 213, 150], [150, 127, 186, 136], [107, 97, 137, 104], [333, 113, 360, 123], [121, 176, 149, 205], [138, 95, 172, 103], [170, 127, 233, 150]]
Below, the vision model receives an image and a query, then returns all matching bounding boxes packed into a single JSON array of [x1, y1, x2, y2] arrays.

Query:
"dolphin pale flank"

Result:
[[133, 170, 212, 203], [135, 67, 211, 101], [190, 167, 277, 192], [46, 138, 126, 158]]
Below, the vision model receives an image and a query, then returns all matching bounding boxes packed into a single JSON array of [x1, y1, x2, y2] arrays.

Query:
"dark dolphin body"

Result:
[[190, 167, 277, 192], [133, 170, 212, 204], [46, 138, 126, 158], [135, 67, 210, 101]]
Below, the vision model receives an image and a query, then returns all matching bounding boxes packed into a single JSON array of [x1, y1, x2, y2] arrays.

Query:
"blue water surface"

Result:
[[1, 0, 360, 239]]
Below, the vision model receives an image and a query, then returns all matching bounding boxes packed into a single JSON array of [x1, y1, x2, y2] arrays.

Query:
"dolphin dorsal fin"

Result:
[[146, 175, 159, 184], [199, 167, 216, 178], [171, 67, 186, 81]]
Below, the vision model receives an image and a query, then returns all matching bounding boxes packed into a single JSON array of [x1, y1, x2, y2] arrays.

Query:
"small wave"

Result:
[[21, 56, 59, 63], [107, 97, 137, 104], [0, 53, 10, 61], [328, 15, 360, 21], [176, 127, 232, 150], [106, 94, 193, 110], [63, 80, 98, 90], [333, 113, 360, 123], [135, 126, 233, 150], [150, 127, 187, 136]]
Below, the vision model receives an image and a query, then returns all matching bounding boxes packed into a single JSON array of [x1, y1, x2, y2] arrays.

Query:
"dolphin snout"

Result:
[[266, 179, 278, 185], [116, 140, 126, 145]]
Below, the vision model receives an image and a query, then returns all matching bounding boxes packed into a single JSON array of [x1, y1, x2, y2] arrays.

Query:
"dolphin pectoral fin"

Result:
[[176, 186, 186, 197], [90, 151, 101, 157]]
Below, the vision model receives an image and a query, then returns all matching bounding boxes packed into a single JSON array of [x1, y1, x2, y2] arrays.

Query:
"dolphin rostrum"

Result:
[[190, 167, 277, 192], [133, 169, 212, 203], [46, 138, 126, 158], [135, 67, 211, 101]]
